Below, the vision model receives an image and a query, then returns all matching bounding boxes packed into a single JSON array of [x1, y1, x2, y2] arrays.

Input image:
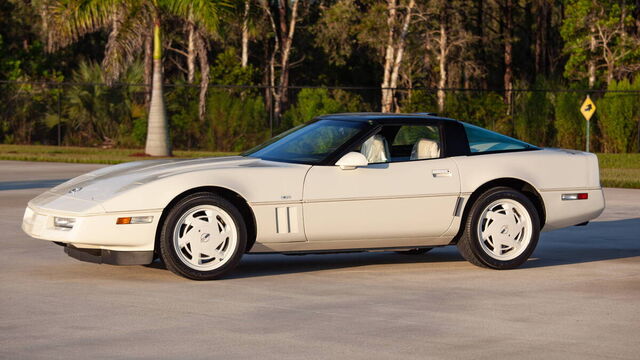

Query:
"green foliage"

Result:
[[446, 92, 511, 133], [597, 78, 640, 153], [63, 61, 145, 146], [513, 78, 556, 146], [313, 0, 360, 66], [554, 89, 585, 150], [283, 88, 366, 128], [401, 90, 437, 114], [401, 90, 512, 135], [205, 90, 269, 152], [210, 48, 258, 87], [561, 0, 640, 83], [166, 50, 262, 150], [166, 79, 200, 149]]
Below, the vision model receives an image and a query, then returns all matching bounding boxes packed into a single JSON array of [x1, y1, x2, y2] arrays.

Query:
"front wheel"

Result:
[[160, 193, 247, 280], [457, 187, 540, 269]]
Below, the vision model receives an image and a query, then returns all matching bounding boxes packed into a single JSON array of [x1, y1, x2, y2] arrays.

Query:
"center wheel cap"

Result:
[[201, 233, 210, 242]]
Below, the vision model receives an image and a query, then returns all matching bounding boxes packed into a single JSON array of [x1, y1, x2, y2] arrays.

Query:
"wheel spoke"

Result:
[[189, 235, 202, 265], [492, 236, 503, 256], [172, 204, 238, 271], [482, 221, 500, 240], [477, 199, 533, 261]]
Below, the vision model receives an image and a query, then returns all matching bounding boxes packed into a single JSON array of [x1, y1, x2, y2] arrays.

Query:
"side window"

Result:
[[463, 123, 534, 153], [358, 124, 442, 163]]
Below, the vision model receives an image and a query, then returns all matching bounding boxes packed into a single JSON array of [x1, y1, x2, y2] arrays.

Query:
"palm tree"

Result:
[[39, 0, 228, 156]]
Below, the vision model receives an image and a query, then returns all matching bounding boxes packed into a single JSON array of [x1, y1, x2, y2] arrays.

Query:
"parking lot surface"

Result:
[[1, 160, 638, 359]]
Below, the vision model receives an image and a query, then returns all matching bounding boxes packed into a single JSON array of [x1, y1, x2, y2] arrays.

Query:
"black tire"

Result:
[[457, 187, 540, 270], [395, 248, 433, 255], [160, 192, 247, 280]]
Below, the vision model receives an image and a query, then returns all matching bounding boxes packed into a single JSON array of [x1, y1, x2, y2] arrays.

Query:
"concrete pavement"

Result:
[[0, 160, 638, 359]]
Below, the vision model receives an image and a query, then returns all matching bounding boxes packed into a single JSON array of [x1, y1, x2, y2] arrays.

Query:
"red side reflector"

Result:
[[577, 193, 588, 200]]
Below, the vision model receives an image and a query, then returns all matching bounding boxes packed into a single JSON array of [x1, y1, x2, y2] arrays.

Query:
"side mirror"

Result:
[[335, 152, 369, 170]]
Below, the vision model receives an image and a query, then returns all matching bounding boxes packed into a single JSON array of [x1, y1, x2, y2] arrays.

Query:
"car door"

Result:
[[302, 123, 461, 243]]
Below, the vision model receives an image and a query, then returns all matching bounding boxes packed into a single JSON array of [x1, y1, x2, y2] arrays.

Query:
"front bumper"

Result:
[[64, 245, 154, 265], [22, 205, 162, 252]]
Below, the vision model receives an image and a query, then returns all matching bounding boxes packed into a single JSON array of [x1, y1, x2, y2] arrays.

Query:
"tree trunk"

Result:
[[503, 0, 514, 114], [241, 0, 251, 68], [273, 0, 299, 122], [534, 0, 549, 76], [195, 29, 209, 123], [143, 30, 153, 104], [187, 19, 196, 83], [606, 60, 614, 85], [389, 0, 415, 113], [145, 22, 171, 157], [477, 0, 487, 89], [588, 24, 596, 88], [381, 0, 397, 112], [437, 17, 447, 113]]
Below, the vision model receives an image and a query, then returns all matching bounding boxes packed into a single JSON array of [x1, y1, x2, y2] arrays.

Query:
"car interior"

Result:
[[357, 124, 441, 163]]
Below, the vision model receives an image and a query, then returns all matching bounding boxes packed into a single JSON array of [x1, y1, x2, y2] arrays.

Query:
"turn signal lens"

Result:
[[116, 216, 153, 225], [561, 193, 588, 200]]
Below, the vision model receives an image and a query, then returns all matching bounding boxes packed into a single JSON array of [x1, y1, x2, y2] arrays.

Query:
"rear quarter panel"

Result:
[[453, 149, 604, 231]]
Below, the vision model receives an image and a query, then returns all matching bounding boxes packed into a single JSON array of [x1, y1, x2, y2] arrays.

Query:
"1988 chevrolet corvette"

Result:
[[23, 113, 605, 280]]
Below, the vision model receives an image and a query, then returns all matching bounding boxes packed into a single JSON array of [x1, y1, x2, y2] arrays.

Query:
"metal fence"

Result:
[[1, 80, 639, 153]]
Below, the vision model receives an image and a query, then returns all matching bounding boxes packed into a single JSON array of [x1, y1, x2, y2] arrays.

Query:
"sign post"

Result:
[[580, 95, 596, 152]]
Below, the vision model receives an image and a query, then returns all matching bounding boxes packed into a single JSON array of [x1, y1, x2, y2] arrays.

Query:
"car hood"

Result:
[[44, 156, 271, 203]]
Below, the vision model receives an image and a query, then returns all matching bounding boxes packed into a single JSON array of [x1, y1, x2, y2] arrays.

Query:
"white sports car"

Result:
[[22, 113, 605, 280]]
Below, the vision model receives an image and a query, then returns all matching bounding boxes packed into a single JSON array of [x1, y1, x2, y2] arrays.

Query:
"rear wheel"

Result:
[[457, 187, 540, 269], [160, 193, 247, 280]]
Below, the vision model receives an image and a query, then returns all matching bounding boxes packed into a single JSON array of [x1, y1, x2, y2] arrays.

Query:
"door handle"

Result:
[[432, 169, 452, 177]]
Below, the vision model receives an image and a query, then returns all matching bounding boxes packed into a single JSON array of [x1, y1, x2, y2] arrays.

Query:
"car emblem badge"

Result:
[[68, 187, 83, 195], [201, 233, 210, 243]]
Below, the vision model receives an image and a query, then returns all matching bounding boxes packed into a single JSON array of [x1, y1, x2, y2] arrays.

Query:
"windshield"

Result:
[[244, 119, 368, 164]]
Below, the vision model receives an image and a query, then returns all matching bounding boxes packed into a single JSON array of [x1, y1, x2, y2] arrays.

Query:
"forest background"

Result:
[[1, 0, 639, 154]]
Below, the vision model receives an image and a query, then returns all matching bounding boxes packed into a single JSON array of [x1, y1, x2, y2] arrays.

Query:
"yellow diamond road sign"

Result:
[[581, 95, 596, 121]]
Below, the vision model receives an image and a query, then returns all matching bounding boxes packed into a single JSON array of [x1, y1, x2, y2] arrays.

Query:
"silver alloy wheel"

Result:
[[476, 199, 533, 261], [172, 205, 238, 271]]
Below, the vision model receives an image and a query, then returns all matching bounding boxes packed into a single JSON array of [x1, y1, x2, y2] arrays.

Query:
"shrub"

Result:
[[513, 78, 556, 147], [63, 61, 144, 146], [205, 90, 269, 152], [283, 88, 366, 128], [597, 78, 640, 153], [165, 80, 200, 149], [400, 90, 437, 114], [554, 90, 585, 150], [446, 91, 510, 133]]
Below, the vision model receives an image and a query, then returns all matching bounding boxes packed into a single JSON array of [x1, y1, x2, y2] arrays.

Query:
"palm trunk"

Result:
[[145, 22, 171, 157], [241, 0, 251, 68], [144, 31, 153, 104]]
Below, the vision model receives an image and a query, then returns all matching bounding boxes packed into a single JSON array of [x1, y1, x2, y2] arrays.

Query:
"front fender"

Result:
[[99, 165, 311, 212]]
